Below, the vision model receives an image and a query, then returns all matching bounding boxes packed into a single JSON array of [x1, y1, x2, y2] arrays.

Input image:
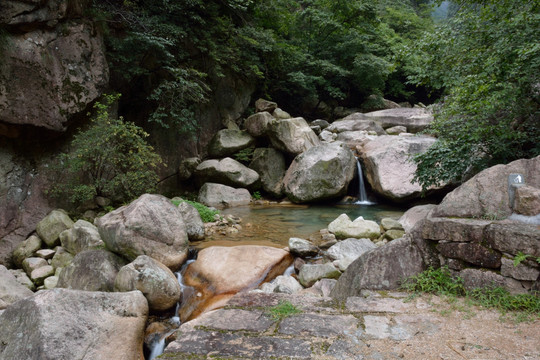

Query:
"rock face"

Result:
[[434, 156, 540, 218], [0, 20, 108, 131], [59, 219, 104, 255], [207, 129, 255, 158], [181, 245, 293, 321], [0, 265, 34, 309], [96, 194, 189, 270], [269, 117, 321, 156], [0, 288, 147, 360], [195, 158, 260, 190], [328, 214, 381, 240], [57, 249, 126, 292], [249, 148, 286, 197], [283, 143, 356, 203], [363, 108, 433, 133], [360, 135, 441, 202], [115, 255, 181, 311], [331, 237, 426, 299], [198, 183, 252, 208]]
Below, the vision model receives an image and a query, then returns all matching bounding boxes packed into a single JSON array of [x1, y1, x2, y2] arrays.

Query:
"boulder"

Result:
[[363, 108, 433, 133], [260, 275, 303, 294], [500, 257, 539, 282], [283, 143, 356, 203], [207, 129, 255, 158], [331, 237, 426, 300], [255, 98, 278, 113], [399, 204, 436, 233], [326, 238, 376, 262], [22, 257, 48, 277], [385, 126, 407, 135], [181, 245, 292, 321], [59, 219, 104, 255], [12, 235, 42, 268], [249, 148, 286, 197], [434, 156, 540, 218], [0, 288, 147, 360], [96, 194, 189, 270], [485, 222, 540, 258], [361, 95, 401, 112], [0, 265, 34, 310], [50, 247, 74, 270], [30, 265, 55, 286], [327, 214, 381, 240], [514, 185, 540, 216], [422, 217, 491, 243], [35, 249, 55, 260], [288, 238, 319, 258], [194, 158, 260, 190], [298, 263, 341, 288], [360, 135, 441, 202], [335, 130, 372, 146], [178, 157, 200, 180], [198, 183, 251, 208], [115, 255, 181, 312], [176, 202, 205, 240], [436, 242, 501, 269], [272, 108, 291, 119], [311, 119, 330, 130], [383, 229, 405, 240], [380, 218, 404, 231], [57, 249, 126, 292], [9, 269, 35, 291], [459, 269, 505, 291], [268, 117, 321, 156], [319, 130, 337, 142], [0, 20, 108, 132], [244, 112, 275, 137], [44, 276, 58, 289], [326, 116, 385, 136], [36, 209, 74, 247]]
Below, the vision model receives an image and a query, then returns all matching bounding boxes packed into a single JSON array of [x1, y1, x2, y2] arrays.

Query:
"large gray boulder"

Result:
[[0, 288, 147, 360], [326, 238, 376, 262], [283, 143, 356, 203], [194, 158, 260, 190], [363, 108, 434, 133], [327, 214, 381, 240], [115, 255, 181, 311], [269, 117, 321, 156], [96, 194, 189, 271], [36, 209, 74, 247], [198, 183, 252, 208], [331, 237, 426, 300], [360, 135, 442, 202], [0, 265, 34, 310], [326, 115, 386, 136], [176, 201, 205, 240], [57, 249, 126, 292], [244, 112, 275, 137], [249, 148, 286, 197], [207, 129, 255, 158], [434, 156, 540, 219], [59, 219, 104, 255]]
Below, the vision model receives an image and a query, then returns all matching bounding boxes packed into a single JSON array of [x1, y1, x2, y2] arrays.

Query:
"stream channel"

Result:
[[147, 201, 406, 359]]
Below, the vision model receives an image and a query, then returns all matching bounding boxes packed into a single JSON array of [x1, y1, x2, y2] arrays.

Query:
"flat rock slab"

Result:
[[161, 291, 540, 360]]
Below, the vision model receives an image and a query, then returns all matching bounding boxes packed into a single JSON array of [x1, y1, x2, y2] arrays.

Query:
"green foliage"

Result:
[[252, 191, 262, 200], [513, 252, 540, 267], [403, 267, 540, 319], [266, 300, 302, 321], [410, 0, 540, 190], [50, 94, 163, 206], [232, 147, 254, 165], [171, 198, 219, 223]]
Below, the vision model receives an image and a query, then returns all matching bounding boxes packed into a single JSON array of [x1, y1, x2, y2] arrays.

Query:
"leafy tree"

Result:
[[51, 94, 163, 206], [410, 0, 540, 189]]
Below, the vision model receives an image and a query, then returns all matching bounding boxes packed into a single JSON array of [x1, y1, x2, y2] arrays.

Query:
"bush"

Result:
[[50, 94, 163, 206], [171, 198, 219, 223]]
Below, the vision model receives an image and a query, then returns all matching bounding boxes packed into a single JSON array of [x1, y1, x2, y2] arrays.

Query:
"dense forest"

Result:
[[56, 0, 539, 204]]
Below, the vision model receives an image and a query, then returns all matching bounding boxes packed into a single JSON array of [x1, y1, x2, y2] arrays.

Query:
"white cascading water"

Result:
[[355, 159, 374, 205], [147, 259, 197, 360]]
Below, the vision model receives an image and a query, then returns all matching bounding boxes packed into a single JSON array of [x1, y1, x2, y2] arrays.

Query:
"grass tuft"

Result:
[[266, 300, 302, 321]]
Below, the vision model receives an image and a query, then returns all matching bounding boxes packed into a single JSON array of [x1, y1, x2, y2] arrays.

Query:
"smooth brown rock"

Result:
[[181, 245, 292, 321], [96, 194, 189, 270]]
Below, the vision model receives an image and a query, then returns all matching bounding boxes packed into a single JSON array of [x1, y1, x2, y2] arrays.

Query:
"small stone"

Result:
[[380, 218, 404, 231], [298, 263, 341, 288], [35, 249, 56, 260], [22, 257, 48, 277], [51, 247, 74, 270], [30, 265, 55, 286], [383, 230, 405, 241], [288, 238, 319, 258], [44, 276, 59, 289]]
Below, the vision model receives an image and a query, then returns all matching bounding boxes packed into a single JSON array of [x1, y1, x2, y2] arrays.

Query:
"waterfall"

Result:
[[355, 159, 374, 205]]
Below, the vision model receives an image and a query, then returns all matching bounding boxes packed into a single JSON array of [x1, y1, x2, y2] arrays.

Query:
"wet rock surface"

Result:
[[161, 291, 540, 360]]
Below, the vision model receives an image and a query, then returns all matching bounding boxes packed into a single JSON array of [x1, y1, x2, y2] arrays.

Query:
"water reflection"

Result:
[[193, 203, 406, 249]]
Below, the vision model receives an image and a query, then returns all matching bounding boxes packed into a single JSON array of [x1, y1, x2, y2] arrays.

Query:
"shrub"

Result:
[[171, 198, 219, 223], [50, 94, 163, 206]]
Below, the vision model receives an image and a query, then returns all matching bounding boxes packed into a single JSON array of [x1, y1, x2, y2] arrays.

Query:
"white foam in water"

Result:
[[508, 213, 540, 225], [355, 159, 375, 205], [283, 264, 295, 277], [148, 337, 166, 360]]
